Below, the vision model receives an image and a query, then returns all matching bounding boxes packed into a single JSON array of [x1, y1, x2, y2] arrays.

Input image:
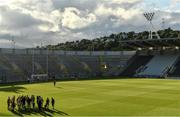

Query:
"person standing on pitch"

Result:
[[31, 95, 35, 109], [7, 97, 11, 110], [11, 96, 16, 111], [53, 76, 56, 87], [51, 97, 55, 109], [45, 97, 50, 109]]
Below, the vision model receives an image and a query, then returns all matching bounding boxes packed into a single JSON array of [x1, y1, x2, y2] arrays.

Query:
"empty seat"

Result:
[[120, 55, 153, 77], [137, 54, 179, 77]]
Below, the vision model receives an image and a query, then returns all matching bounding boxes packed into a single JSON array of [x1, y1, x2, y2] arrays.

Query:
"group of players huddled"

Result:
[[7, 95, 55, 111]]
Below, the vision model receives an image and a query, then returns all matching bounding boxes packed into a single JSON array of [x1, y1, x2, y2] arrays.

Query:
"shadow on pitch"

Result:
[[10, 108, 68, 116], [55, 86, 63, 89], [0, 85, 26, 93]]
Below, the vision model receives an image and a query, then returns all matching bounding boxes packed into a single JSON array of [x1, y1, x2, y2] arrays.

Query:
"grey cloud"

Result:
[[0, 0, 179, 48], [0, 6, 45, 29], [52, 0, 99, 11]]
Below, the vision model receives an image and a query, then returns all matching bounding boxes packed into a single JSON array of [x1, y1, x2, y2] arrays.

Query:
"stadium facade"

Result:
[[0, 48, 135, 83], [1, 37, 180, 83], [120, 38, 180, 78]]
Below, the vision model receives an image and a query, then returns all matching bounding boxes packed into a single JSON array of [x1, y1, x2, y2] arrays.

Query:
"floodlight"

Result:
[[104, 64, 107, 69], [143, 12, 155, 22], [149, 47, 153, 50], [175, 46, 179, 50], [143, 12, 160, 39], [138, 48, 142, 51]]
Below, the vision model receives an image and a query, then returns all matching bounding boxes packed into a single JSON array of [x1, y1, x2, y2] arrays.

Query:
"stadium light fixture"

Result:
[[104, 64, 107, 69], [162, 18, 165, 29], [149, 47, 153, 50], [175, 46, 179, 50], [162, 46, 166, 50], [138, 48, 142, 51], [9, 35, 16, 49], [143, 12, 160, 39], [144, 12, 155, 22]]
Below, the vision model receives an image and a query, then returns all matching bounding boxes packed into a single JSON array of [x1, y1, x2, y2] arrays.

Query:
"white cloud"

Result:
[[172, 0, 180, 3], [0, 0, 178, 48], [109, 0, 142, 4], [95, 4, 141, 20], [61, 7, 96, 29]]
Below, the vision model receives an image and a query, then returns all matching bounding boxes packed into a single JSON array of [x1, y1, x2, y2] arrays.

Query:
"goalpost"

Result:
[[31, 74, 48, 82], [30, 47, 49, 82]]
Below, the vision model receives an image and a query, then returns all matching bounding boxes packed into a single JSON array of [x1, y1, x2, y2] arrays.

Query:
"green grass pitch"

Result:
[[1, 78, 180, 116]]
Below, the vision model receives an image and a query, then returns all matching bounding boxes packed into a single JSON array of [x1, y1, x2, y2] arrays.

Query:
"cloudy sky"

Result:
[[0, 0, 179, 48]]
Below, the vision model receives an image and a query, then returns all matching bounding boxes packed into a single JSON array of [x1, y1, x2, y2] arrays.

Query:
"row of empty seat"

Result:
[[136, 54, 179, 77], [0, 54, 132, 83], [120, 53, 180, 78], [120, 55, 153, 77], [168, 56, 180, 77]]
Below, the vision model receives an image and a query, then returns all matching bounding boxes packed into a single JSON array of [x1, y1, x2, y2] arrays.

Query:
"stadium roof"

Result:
[[120, 38, 180, 50]]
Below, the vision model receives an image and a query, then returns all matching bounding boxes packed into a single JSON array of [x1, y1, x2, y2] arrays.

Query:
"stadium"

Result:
[[1, 0, 180, 116], [1, 38, 180, 116]]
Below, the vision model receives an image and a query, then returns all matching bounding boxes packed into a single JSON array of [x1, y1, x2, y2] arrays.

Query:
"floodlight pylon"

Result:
[[143, 12, 160, 39]]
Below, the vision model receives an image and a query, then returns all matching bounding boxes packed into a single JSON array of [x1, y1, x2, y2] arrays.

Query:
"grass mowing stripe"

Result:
[[1, 79, 180, 116]]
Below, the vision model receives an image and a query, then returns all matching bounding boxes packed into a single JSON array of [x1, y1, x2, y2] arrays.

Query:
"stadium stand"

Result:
[[120, 55, 153, 77], [119, 38, 180, 78], [168, 56, 180, 77], [136, 54, 179, 77], [103, 57, 127, 76], [2, 42, 180, 83], [0, 49, 135, 83]]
